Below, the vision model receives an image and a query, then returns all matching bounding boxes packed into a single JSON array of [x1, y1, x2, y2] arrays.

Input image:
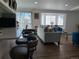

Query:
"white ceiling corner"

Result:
[[70, 5, 79, 10]]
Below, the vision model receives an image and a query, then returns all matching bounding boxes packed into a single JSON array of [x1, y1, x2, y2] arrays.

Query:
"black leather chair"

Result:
[[10, 46, 28, 59], [22, 29, 36, 37], [16, 38, 28, 45], [15, 34, 38, 59], [28, 38, 38, 59]]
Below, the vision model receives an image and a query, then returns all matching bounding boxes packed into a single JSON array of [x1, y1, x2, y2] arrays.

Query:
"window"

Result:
[[46, 15, 56, 25], [16, 12, 32, 29], [41, 13, 66, 29], [57, 15, 64, 25], [16, 12, 32, 37]]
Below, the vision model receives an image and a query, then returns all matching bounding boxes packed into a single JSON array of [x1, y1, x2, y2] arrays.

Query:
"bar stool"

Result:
[[15, 34, 38, 59], [28, 39, 38, 59], [10, 46, 28, 59]]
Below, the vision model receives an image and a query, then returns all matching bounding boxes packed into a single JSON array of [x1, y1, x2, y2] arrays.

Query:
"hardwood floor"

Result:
[[33, 36, 79, 59]]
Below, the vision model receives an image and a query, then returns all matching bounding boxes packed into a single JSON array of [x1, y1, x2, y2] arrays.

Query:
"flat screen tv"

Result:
[[0, 17, 16, 28]]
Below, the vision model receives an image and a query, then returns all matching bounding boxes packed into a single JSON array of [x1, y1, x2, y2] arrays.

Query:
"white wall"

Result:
[[66, 11, 79, 33]]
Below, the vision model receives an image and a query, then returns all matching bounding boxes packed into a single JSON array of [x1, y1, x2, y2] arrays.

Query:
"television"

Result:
[[0, 17, 16, 28]]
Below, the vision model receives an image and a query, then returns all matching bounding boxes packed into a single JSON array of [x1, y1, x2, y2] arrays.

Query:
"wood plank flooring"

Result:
[[33, 36, 79, 59]]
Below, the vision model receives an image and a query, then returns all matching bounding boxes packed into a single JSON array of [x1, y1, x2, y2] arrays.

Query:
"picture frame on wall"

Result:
[[34, 13, 39, 19]]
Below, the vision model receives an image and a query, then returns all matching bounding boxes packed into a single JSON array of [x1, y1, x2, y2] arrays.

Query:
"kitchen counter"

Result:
[[0, 28, 16, 40]]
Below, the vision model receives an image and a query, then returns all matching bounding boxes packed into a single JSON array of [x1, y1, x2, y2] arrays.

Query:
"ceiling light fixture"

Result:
[[34, 1, 38, 5], [65, 4, 68, 6]]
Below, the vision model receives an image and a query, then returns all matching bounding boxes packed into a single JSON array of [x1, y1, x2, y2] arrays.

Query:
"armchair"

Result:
[[72, 32, 79, 46]]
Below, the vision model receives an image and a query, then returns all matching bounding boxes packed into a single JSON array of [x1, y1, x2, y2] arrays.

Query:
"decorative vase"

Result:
[[12, 0, 17, 10], [9, 0, 13, 8]]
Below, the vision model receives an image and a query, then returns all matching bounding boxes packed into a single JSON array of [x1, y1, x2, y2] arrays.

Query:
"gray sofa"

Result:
[[37, 26, 62, 45]]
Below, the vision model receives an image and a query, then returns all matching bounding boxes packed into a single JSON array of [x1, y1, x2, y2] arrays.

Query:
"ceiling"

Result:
[[16, 0, 79, 11]]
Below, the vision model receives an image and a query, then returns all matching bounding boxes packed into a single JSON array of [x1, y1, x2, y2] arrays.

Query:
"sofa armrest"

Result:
[[37, 27, 45, 42]]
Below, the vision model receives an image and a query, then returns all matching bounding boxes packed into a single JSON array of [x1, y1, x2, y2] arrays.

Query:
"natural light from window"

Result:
[[16, 12, 32, 29], [41, 13, 66, 29]]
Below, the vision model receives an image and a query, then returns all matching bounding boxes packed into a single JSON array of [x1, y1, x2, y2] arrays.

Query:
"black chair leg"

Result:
[[30, 56, 33, 59], [58, 41, 60, 47]]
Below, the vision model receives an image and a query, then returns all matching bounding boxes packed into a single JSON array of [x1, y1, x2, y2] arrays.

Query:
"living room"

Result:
[[16, 1, 79, 33], [16, 8, 79, 44], [0, 0, 79, 59], [16, 0, 79, 58], [16, 0, 79, 59]]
